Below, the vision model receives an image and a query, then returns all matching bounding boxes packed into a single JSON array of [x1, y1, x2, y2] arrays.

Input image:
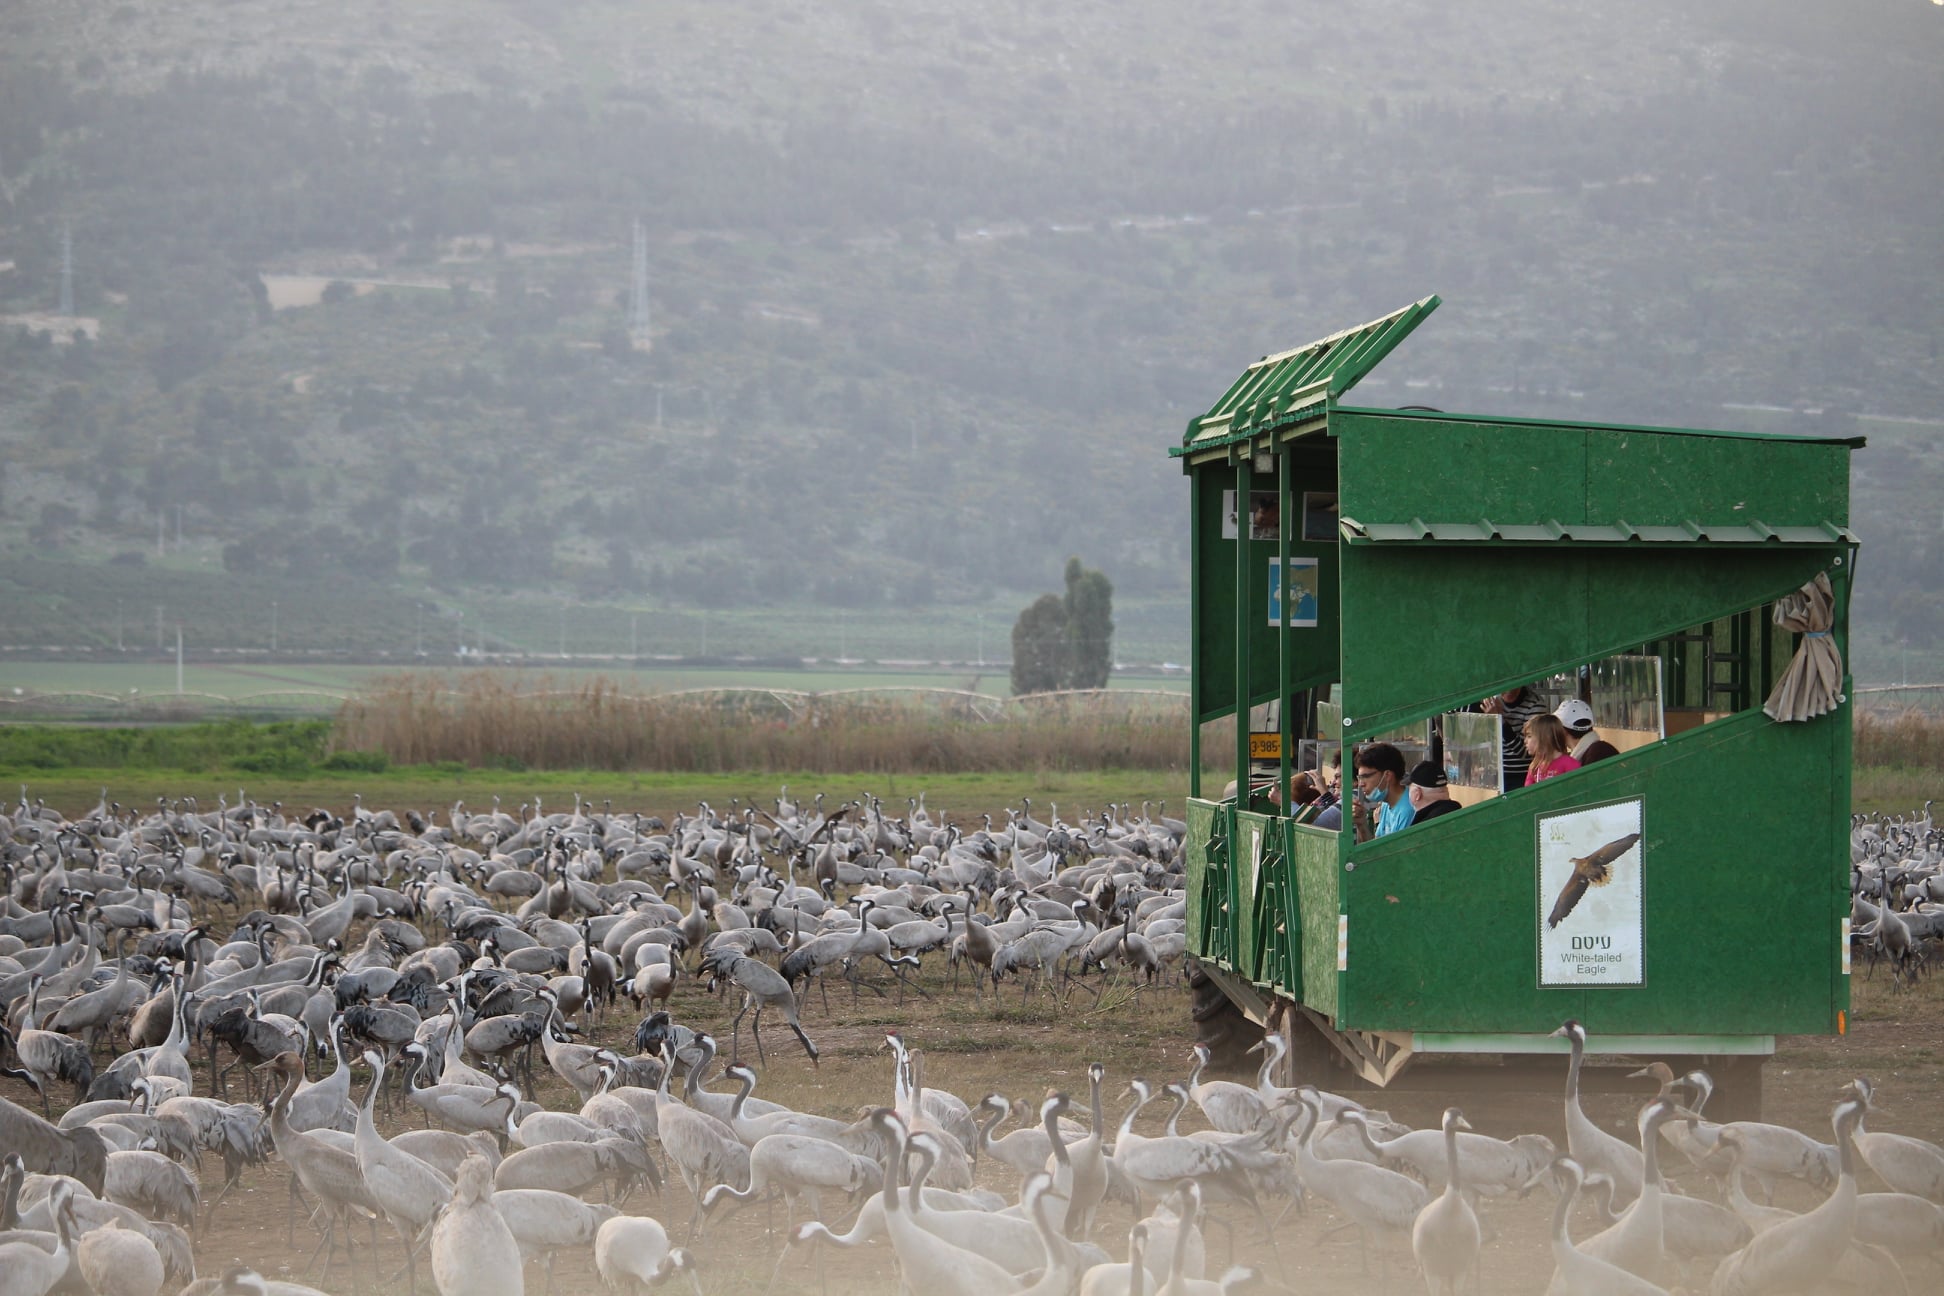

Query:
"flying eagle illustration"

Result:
[[1547, 832, 1642, 929]]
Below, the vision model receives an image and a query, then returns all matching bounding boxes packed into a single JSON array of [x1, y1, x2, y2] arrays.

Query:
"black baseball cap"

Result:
[[1408, 760, 1448, 789]]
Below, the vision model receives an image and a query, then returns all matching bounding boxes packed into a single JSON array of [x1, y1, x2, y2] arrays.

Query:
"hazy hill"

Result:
[[0, 0, 1938, 675]]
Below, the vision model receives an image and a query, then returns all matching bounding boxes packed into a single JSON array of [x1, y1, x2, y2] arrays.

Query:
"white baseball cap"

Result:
[[1554, 698, 1595, 732]]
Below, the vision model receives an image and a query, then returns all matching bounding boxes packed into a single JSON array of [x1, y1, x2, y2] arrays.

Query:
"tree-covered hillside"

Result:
[[0, 0, 1938, 673]]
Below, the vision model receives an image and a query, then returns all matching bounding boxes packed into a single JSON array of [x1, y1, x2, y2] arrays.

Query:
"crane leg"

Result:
[[730, 998, 751, 1066], [751, 1003, 769, 1067], [789, 1020, 819, 1067]]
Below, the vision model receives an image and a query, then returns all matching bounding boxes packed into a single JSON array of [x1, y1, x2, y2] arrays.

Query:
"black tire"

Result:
[[1187, 958, 1263, 1074], [1284, 1010, 1344, 1083]]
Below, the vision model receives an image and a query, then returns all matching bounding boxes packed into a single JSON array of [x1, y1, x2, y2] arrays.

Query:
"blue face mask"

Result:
[[1362, 783, 1387, 805]]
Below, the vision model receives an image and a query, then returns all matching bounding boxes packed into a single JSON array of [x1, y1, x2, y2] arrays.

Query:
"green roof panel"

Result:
[[1175, 295, 1440, 456]]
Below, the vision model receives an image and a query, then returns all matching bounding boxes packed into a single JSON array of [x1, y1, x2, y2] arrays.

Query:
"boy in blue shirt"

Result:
[[1350, 741, 1415, 842]]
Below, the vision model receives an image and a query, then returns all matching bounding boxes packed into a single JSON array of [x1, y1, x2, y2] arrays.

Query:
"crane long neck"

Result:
[[1641, 1109, 1665, 1189], [731, 1069, 754, 1122], [880, 1121, 906, 1216], [1165, 1087, 1190, 1136], [906, 1139, 936, 1213], [978, 1103, 1007, 1154], [1043, 1103, 1070, 1166], [1552, 1170, 1578, 1246]]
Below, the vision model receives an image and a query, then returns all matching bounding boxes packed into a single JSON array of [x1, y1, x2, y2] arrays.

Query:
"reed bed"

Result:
[[1855, 706, 1944, 772], [332, 675, 1944, 775], [333, 673, 1192, 773]]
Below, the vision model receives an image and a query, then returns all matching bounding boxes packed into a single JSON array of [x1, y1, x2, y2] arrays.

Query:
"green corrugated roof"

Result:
[[1172, 295, 1440, 457], [1339, 517, 1858, 545]]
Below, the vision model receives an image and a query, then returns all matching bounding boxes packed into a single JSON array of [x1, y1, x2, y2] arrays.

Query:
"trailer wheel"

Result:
[[1187, 960, 1262, 1074], [1283, 1010, 1344, 1083], [1707, 1056, 1765, 1123]]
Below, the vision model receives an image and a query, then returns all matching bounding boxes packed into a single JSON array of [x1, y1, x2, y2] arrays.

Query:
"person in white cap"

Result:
[[1554, 698, 1619, 766]]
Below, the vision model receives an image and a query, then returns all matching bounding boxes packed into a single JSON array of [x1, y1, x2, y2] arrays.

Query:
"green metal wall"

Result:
[[1335, 706, 1849, 1035], [1193, 708, 1850, 1038], [1190, 455, 1341, 725], [1334, 410, 1851, 531], [1291, 824, 1340, 1019], [1338, 545, 1839, 739]]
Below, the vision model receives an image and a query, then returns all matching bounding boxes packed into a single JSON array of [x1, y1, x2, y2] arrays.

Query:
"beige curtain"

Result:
[[1763, 572, 1844, 722]]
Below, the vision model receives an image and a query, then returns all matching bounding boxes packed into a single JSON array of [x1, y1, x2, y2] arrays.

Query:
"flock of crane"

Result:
[[0, 785, 1939, 1296], [1850, 801, 1941, 988]]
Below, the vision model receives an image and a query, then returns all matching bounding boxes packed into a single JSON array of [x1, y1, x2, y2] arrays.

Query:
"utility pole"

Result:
[[630, 613, 638, 660], [976, 614, 984, 666], [558, 603, 566, 657], [155, 606, 163, 650], [115, 600, 123, 652], [270, 600, 278, 653], [415, 603, 424, 656], [58, 222, 73, 318], [175, 626, 184, 695], [629, 217, 652, 347]]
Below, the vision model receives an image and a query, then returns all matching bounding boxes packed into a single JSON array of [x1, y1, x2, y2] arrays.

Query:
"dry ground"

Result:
[[12, 948, 1944, 1296]]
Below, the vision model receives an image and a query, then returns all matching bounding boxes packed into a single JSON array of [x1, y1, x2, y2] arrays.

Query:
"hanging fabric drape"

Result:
[[1763, 572, 1843, 722]]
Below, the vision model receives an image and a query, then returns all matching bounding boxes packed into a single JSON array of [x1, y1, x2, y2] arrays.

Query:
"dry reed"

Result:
[[1855, 707, 1944, 772], [333, 673, 1191, 773], [334, 677, 1944, 776]]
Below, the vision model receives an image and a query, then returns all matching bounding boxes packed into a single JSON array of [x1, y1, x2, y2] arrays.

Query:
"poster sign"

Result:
[[1267, 557, 1319, 627], [1536, 798, 1644, 987]]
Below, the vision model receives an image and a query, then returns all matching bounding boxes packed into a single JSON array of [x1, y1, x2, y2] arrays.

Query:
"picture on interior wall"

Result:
[[1267, 557, 1319, 627], [1302, 492, 1339, 541], [1221, 490, 1281, 541]]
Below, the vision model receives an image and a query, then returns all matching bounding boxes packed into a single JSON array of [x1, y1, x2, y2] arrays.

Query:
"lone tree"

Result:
[[1011, 557, 1115, 695]]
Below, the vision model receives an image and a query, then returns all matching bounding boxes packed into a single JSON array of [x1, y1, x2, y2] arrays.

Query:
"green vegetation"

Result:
[[0, 720, 336, 775], [1012, 556, 1116, 696]]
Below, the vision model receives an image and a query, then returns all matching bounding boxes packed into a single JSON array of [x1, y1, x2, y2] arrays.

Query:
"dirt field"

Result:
[[13, 948, 1942, 1296]]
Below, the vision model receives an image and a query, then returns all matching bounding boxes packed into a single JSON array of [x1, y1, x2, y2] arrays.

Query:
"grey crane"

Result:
[[430, 1154, 523, 1296], [0, 1022, 94, 1113], [1709, 1098, 1867, 1296], [701, 951, 818, 1067], [1412, 1108, 1482, 1296], [1547, 1159, 1668, 1296]]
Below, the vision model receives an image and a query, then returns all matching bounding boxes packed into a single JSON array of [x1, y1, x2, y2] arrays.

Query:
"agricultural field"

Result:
[[0, 659, 1186, 700]]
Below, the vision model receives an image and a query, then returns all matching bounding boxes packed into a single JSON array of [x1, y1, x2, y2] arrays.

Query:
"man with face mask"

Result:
[[1350, 742, 1414, 843]]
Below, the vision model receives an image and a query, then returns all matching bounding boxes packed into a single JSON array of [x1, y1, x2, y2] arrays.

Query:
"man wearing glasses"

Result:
[[1349, 742, 1415, 843]]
